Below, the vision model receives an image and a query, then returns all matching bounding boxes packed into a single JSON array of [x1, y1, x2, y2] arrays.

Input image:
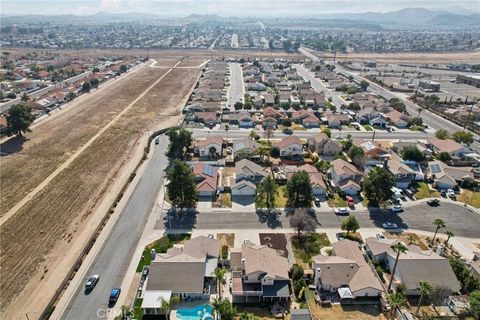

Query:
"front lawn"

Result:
[[414, 182, 439, 200], [136, 234, 191, 272], [363, 125, 373, 131], [458, 189, 480, 208], [327, 194, 347, 207], [255, 185, 287, 208], [291, 233, 331, 265]]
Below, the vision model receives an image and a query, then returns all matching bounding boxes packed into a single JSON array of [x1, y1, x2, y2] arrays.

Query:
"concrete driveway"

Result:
[[232, 195, 255, 210]]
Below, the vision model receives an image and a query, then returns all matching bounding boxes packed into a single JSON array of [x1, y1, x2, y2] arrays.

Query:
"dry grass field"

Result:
[[0, 60, 201, 314], [0, 64, 167, 216]]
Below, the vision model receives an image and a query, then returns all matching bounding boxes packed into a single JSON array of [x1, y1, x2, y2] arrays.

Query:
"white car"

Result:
[[389, 205, 404, 213], [447, 189, 456, 199], [382, 222, 398, 229], [334, 207, 349, 215]]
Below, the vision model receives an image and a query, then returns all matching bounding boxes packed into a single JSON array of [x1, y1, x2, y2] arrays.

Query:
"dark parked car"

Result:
[[427, 199, 440, 206], [109, 288, 121, 305]]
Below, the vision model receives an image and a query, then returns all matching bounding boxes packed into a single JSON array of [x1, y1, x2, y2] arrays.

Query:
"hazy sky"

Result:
[[2, 0, 479, 16]]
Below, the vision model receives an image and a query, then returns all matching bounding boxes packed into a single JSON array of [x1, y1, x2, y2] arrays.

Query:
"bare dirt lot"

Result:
[[0, 62, 202, 316], [0, 64, 167, 216], [311, 49, 480, 64]]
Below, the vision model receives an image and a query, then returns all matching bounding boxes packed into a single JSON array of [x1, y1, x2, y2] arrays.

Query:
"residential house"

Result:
[[195, 112, 218, 127], [291, 110, 320, 128], [275, 136, 304, 158], [195, 136, 224, 158], [307, 133, 342, 156], [386, 159, 416, 189], [427, 138, 470, 158], [328, 159, 364, 195], [142, 236, 219, 315], [230, 111, 254, 128], [192, 162, 219, 197], [364, 237, 399, 263], [313, 240, 384, 299], [230, 243, 290, 302], [262, 116, 278, 129], [263, 107, 284, 120], [385, 110, 412, 128], [427, 161, 475, 189], [356, 107, 380, 124], [234, 138, 261, 160], [264, 94, 275, 106], [292, 164, 327, 195], [354, 140, 390, 166], [231, 159, 268, 196], [325, 113, 350, 128]]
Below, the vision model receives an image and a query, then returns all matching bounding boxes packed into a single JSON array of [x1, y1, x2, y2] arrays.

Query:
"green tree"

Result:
[[388, 292, 407, 319], [212, 298, 236, 320], [435, 129, 450, 140], [348, 145, 364, 168], [256, 175, 278, 212], [166, 128, 192, 159], [234, 101, 243, 110], [363, 167, 394, 207], [119, 64, 128, 73], [389, 98, 406, 112], [65, 92, 76, 102], [360, 80, 369, 91], [285, 171, 313, 208], [166, 160, 198, 211], [416, 281, 433, 314], [340, 215, 360, 236], [270, 146, 280, 157], [290, 209, 316, 236], [321, 128, 331, 138], [81, 80, 91, 92], [411, 117, 423, 126], [314, 160, 331, 173], [90, 78, 100, 88], [431, 218, 446, 245], [401, 145, 425, 162], [21, 92, 30, 102], [347, 102, 361, 111], [470, 290, 480, 319], [388, 243, 408, 292], [451, 130, 474, 145], [239, 313, 258, 320], [436, 151, 452, 162], [6, 104, 35, 136], [213, 267, 227, 299]]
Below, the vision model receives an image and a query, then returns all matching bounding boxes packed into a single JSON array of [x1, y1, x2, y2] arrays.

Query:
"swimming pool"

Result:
[[176, 304, 213, 320]]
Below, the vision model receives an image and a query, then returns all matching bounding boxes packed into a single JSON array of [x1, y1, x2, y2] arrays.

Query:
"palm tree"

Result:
[[417, 107, 424, 117], [213, 267, 227, 298], [388, 243, 408, 292], [255, 145, 270, 164], [212, 297, 223, 320], [256, 175, 278, 213], [445, 230, 454, 247], [119, 305, 132, 319], [416, 281, 433, 314], [388, 292, 407, 319], [160, 295, 180, 320], [224, 124, 229, 140], [407, 235, 416, 245], [432, 218, 446, 244]]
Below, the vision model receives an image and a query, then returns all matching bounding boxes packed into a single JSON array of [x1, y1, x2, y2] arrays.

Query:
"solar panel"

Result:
[[203, 165, 215, 177], [430, 163, 442, 174]]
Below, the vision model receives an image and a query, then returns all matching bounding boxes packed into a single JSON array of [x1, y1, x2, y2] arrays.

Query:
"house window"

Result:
[[244, 276, 248, 281]]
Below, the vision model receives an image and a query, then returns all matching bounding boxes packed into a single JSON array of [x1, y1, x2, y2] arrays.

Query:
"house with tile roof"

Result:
[[275, 136, 304, 158], [328, 159, 364, 195], [427, 138, 470, 158], [194, 136, 224, 158], [313, 240, 384, 299], [386, 159, 416, 189], [192, 162, 219, 197], [230, 243, 290, 302]]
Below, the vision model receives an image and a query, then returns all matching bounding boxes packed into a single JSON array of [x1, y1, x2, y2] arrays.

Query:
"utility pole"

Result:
[[372, 129, 376, 141]]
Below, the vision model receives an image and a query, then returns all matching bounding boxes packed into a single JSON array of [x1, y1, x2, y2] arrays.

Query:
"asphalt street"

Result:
[[227, 62, 244, 109], [192, 127, 431, 140], [162, 202, 480, 238], [61, 135, 169, 320]]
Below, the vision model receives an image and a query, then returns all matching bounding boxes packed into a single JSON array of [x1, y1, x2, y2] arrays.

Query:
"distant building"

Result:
[[456, 74, 480, 88], [418, 79, 440, 92], [363, 60, 377, 68]]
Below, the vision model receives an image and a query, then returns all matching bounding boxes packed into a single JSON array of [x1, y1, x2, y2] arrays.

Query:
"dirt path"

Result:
[[0, 59, 181, 227]]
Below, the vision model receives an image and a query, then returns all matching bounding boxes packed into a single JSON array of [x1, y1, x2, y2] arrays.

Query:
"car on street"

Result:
[[346, 196, 355, 207], [447, 189, 456, 199], [427, 199, 440, 206], [109, 288, 121, 305], [154, 137, 160, 145], [382, 222, 398, 230], [376, 233, 385, 239], [336, 233, 345, 241], [85, 274, 99, 290], [334, 207, 349, 215], [142, 266, 149, 279], [389, 205, 404, 213], [440, 190, 447, 197], [314, 197, 321, 206]]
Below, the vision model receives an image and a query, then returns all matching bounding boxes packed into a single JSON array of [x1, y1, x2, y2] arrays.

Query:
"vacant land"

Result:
[[291, 233, 331, 265], [1, 64, 202, 316], [259, 233, 288, 258], [0, 64, 167, 216]]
